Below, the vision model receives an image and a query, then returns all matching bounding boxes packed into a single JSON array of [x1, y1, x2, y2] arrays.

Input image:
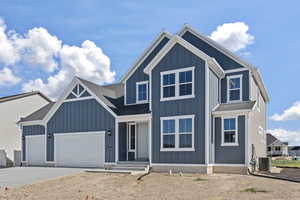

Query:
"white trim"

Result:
[[115, 119, 119, 163], [225, 68, 249, 73], [149, 117, 152, 164], [212, 116, 215, 164], [178, 25, 269, 102], [221, 116, 239, 146], [205, 62, 209, 164], [124, 81, 127, 105], [136, 81, 149, 104], [117, 114, 152, 123], [151, 163, 206, 167], [211, 163, 246, 167], [160, 66, 195, 101], [19, 120, 44, 126], [127, 123, 137, 161], [212, 109, 251, 116], [53, 131, 106, 136], [227, 74, 243, 103], [44, 124, 47, 163], [149, 72, 152, 111], [143, 35, 225, 79], [245, 114, 249, 166], [63, 96, 94, 103], [160, 115, 195, 152], [121, 31, 172, 83]]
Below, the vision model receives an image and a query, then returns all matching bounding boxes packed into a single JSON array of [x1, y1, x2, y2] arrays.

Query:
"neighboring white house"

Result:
[[0, 91, 51, 162], [267, 133, 289, 157]]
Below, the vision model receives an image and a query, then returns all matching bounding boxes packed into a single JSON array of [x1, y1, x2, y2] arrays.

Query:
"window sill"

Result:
[[135, 100, 149, 104], [160, 148, 195, 152], [221, 143, 239, 147], [160, 95, 195, 102], [227, 100, 243, 104]]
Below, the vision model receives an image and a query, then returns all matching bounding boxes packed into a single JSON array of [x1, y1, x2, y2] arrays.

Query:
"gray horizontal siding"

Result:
[[214, 116, 245, 164], [181, 31, 245, 71], [46, 99, 115, 163], [22, 125, 45, 161], [151, 43, 206, 164], [221, 71, 250, 103], [126, 37, 169, 104]]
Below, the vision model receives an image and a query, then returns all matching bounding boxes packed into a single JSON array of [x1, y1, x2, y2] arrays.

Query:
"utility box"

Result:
[[259, 157, 271, 171], [14, 150, 22, 167], [0, 150, 7, 168]]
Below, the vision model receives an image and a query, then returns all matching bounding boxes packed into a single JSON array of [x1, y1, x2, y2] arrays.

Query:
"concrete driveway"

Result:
[[0, 167, 84, 188]]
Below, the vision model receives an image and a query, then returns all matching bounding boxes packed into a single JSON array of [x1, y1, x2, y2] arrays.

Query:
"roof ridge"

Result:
[[0, 91, 52, 103]]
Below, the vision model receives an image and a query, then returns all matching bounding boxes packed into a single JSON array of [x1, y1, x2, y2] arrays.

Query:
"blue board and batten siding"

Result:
[[181, 31, 245, 71], [46, 99, 115, 163], [214, 116, 245, 164], [126, 37, 169, 104], [22, 125, 45, 161], [151, 43, 206, 164]]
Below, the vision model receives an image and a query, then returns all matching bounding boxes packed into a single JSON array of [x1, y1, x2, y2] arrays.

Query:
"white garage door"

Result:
[[26, 135, 45, 166], [54, 132, 105, 168]]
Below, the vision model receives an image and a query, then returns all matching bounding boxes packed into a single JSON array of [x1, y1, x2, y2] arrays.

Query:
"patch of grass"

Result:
[[272, 159, 300, 168], [194, 177, 208, 182], [242, 188, 268, 193]]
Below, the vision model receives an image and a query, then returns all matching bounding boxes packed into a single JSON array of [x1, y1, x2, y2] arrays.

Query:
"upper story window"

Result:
[[161, 115, 194, 151], [160, 67, 195, 101], [227, 75, 242, 103], [136, 81, 148, 104], [222, 117, 238, 146]]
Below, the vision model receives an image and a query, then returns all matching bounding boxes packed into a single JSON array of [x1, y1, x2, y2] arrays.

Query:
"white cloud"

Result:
[[270, 101, 300, 121], [0, 18, 19, 65], [210, 22, 254, 52], [0, 67, 21, 86], [22, 40, 115, 99], [0, 17, 115, 99], [13, 27, 62, 72], [268, 128, 300, 146]]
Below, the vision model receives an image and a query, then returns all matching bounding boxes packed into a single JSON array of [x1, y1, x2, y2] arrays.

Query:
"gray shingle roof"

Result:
[[213, 101, 256, 112], [0, 91, 51, 104], [19, 102, 55, 122], [266, 133, 278, 146]]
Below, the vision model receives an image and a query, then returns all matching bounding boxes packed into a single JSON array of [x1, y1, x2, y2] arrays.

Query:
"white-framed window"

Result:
[[128, 123, 136, 153], [227, 75, 242, 103], [221, 116, 238, 146], [136, 81, 148, 104], [160, 115, 195, 151], [160, 67, 195, 101]]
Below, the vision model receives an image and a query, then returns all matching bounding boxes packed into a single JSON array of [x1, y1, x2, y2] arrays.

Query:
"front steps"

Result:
[[104, 161, 149, 174]]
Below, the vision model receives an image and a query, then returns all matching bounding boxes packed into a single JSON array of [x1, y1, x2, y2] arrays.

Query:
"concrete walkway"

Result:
[[0, 167, 84, 188]]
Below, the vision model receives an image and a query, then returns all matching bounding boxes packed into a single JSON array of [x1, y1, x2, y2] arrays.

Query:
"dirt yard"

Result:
[[0, 171, 300, 200]]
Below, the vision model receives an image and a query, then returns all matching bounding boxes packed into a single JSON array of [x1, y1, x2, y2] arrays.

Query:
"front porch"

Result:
[[117, 114, 151, 163]]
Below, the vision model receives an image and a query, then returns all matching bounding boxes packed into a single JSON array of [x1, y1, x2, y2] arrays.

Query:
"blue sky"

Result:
[[0, 0, 300, 144]]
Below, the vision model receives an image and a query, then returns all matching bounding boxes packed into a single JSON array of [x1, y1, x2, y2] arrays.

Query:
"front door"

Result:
[[127, 123, 136, 161], [137, 122, 149, 161]]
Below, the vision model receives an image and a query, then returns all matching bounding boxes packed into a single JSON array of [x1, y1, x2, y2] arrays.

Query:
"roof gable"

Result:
[[178, 25, 269, 102], [143, 35, 225, 78], [120, 31, 172, 83]]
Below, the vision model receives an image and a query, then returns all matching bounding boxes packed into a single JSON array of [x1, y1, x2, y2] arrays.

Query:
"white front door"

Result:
[[137, 122, 149, 161], [26, 135, 45, 166], [54, 132, 105, 168]]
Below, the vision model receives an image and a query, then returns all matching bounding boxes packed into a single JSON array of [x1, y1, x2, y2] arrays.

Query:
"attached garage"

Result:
[[54, 131, 105, 168], [26, 135, 45, 166]]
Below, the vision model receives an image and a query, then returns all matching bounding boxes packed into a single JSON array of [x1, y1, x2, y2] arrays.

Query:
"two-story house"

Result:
[[18, 25, 269, 174]]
